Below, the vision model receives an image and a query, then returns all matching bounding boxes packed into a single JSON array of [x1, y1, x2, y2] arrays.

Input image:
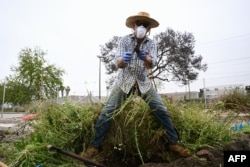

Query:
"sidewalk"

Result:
[[0, 112, 25, 131]]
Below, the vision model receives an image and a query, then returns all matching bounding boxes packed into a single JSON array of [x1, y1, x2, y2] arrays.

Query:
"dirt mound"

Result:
[[1, 132, 250, 167], [140, 132, 250, 167], [1, 114, 250, 167]]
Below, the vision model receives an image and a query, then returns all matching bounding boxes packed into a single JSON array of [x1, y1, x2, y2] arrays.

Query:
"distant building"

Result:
[[201, 84, 246, 99], [160, 91, 199, 102], [160, 84, 247, 102]]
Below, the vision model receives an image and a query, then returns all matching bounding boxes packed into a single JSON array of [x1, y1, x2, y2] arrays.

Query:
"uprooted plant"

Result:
[[3, 96, 238, 167]]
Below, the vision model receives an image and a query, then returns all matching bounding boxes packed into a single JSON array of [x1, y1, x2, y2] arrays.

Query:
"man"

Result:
[[81, 11, 190, 158]]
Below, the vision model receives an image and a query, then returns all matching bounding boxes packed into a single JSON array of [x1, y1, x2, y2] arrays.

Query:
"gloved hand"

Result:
[[138, 50, 148, 61], [122, 52, 133, 63]]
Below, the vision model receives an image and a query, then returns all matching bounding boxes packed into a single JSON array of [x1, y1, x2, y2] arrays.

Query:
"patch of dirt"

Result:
[[97, 132, 250, 167], [139, 132, 250, 167]]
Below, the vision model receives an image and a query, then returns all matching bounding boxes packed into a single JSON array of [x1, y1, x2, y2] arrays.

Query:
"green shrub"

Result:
[[216, 91, 250, 112], [5, 98, 236, 166], [6, 102, 101, 167]]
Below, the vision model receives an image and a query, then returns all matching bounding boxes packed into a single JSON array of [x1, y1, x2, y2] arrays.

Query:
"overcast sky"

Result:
[[1, 0, 250, 96]]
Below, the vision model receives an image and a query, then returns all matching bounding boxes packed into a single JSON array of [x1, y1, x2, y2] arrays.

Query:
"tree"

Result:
[[98, 36, 120, 89], [65, 86, 70, 97], [59, 85, 65, 97], [153, 28, 207, 84], [4, 47, 65, 105], [98, 28, 207, 89]]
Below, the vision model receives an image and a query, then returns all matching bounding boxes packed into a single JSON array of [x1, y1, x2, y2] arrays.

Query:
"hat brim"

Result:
[[126, 16, 159, 28]]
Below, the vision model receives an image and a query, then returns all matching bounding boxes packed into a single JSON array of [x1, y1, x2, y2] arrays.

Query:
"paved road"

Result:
[[0, 112, 25, 130], [0, 112, 25, 119]]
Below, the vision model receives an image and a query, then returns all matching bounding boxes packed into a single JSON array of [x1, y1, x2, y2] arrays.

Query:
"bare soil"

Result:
[[92, 132, 250, 167], [139, 132, 250, 167]]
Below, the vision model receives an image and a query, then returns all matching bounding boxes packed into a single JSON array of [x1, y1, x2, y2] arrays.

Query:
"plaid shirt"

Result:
[[114, 34, 157, 94]]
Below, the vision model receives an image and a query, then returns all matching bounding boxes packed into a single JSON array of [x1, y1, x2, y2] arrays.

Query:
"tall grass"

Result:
[[6, 102, 101, 167], [169, 102, 234, 150], [4, 96, 238, 166], [213, 90, 250, 112]]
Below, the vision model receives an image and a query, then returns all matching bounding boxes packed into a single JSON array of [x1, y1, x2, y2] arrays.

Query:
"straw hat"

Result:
[[126, 11, 159, 28]]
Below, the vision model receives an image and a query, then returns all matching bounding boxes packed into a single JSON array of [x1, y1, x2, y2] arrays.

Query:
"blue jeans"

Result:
[[90, 84, 179, 147]]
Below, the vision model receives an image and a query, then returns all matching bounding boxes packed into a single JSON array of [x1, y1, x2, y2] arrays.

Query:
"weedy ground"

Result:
[[0, 91, 249, 167]]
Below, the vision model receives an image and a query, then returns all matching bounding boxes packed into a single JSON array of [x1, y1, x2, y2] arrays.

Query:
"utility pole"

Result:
[[203, 78, 207, 109], [56, 86, 59, 103], [98, 56, 101, 101], [1, 84, 6, 118], [40, 68, 44, 101], [188, 79, 191, 100]]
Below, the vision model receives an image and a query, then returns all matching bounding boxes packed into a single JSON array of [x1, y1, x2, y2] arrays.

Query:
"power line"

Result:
[[208, 56, 250, 64], [199, 72, 250, 81], [199, 32, 250, 45], [219, 33, 250, 41]]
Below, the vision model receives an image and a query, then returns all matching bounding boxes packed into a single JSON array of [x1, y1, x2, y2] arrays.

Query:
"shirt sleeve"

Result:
[[114, 37, 126, 66], [149, 40, 157, 68]]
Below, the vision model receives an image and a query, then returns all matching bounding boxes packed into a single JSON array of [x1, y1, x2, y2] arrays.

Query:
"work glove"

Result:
[[137, 50, 148, 61], [122, 52, 133, 63]]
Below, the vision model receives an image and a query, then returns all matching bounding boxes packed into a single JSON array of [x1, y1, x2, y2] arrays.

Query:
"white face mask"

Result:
[[135, 26, 147, 39]]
